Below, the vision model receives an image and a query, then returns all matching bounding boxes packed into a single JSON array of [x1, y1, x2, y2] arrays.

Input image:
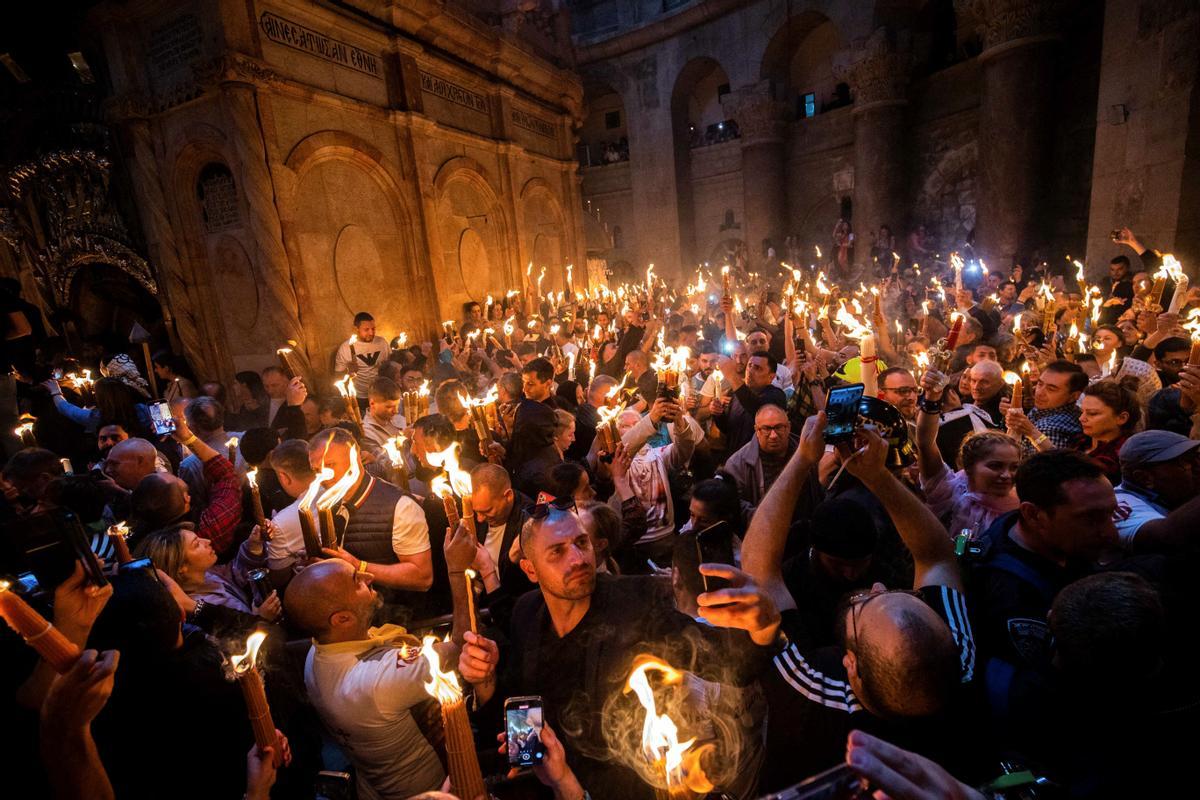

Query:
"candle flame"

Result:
[[382, 435, 407, 468], [225, 436, 238, 449], [298, 467, 334, 513], [1003, 371, 1021, 386], [246, 468, 259, 489], [108, 522, 130, 539], [316, 445, 361, 511], [231, 630, 268, 675], [624, 655, 714, 795], [14, 421, 34, 438], [1183, 309, 1200, 341], [420, 634, 463, 705], [333, 374, 357, 399], [426, 442, 472, 497], [914, 351, 930, 370]]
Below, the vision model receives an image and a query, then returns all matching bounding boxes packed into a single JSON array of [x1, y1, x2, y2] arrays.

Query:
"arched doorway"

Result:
[[761, 11, 846, 118], [671, 57, 734, 269], [69, 263, 163, 344]]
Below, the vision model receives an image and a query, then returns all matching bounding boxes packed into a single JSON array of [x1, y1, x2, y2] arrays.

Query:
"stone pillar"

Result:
[[725, 82, 789, 263], [123, 116, 202, 367], [836, 31, 911, 256], [958, 0, 1060, 265], [220, 77, 305, 350]]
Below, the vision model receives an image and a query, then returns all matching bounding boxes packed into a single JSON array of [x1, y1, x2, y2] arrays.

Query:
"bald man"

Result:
[[103, 438, 159, 491], [285, 524, 493, 800], [968, 359, 1005, 426], [623, 349, 657, 411], [723, 404, 796, 513]]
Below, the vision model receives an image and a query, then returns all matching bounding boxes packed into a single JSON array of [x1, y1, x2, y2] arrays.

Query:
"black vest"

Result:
[[340, 476, 404, 565]]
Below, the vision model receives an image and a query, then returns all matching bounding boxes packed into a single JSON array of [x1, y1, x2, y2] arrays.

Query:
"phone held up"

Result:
[[823, 383, 865, 444], [17, 509, 108, 592], [149, 400, 176, 436], [695, 520, 735, 593], [505, 695, 546, 768]]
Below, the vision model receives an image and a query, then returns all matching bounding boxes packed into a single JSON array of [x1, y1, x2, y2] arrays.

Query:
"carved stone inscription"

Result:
[[259, 11, 381, 77]]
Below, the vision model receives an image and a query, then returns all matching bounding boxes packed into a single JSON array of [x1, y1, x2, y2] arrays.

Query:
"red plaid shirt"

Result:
[[196, 455, 242, 555]]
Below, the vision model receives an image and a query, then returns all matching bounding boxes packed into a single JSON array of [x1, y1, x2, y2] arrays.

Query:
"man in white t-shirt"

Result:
[[264, 439, 318, 584], [1112, 430, 1200, 550], [284, 528, 495, 800]]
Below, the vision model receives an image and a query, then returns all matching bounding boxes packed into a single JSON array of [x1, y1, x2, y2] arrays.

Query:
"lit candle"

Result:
[[1165, 256, 1189, 315], [230, 631, 281, 766], [0, 580, 81, 673], [944, 313, 964, 351], [225, 436, 239, 467], [276, 347, 298, 379], [860, 334, 878, 397], [421, 636, 487, 800], [108, 522, 134, 565], [464, 568, 478, 635], [1004, 371, 1022, 411], [246, 469, 268, 531], [14, 420, 36, 448], [382, 435, 410, 490], [1186, 310, 1200, 365]]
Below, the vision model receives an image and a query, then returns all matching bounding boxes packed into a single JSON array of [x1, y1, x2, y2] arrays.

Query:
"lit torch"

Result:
[[421, 635, 487, 800], [624, 656, 714, 799]]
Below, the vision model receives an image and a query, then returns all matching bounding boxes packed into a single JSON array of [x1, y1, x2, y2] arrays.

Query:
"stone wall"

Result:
[[92, 0, 584, 382]]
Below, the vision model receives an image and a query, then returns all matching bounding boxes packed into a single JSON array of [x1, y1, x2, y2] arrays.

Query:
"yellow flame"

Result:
[[914, 351, 930, 370], [1183, 308, 1200, 341], [382, 435, 407, 467], [108, 522, 130, 539], [246, 468, 259, 489], [426, 442, 472, 497], [1003, 371, 1021, 386], [231, 630, 268, 674], [624, 656, 714, 794], [333, 374, 356, 399], [421, 634, 463, 705], [316, 445, 361, 511], [298, 468, 334, 513]]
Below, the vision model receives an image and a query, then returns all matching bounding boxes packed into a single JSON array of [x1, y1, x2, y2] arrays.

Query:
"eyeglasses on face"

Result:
[[755, 423, 790, 436], [883, 386, 918, 396]]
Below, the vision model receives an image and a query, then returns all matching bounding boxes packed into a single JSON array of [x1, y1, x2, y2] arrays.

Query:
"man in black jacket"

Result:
[[712, 350, 787, 453]]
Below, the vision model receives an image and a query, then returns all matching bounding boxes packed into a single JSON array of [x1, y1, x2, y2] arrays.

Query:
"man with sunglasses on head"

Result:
[[456, 495, 782, 799], [742, 413, 980, 793]]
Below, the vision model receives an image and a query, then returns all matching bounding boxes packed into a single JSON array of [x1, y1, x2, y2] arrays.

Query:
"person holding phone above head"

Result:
[[916, 368, 1020, 537], [711, 350, 786, 453], [42, 376, 155, 438], [740, 415, 980, 792]]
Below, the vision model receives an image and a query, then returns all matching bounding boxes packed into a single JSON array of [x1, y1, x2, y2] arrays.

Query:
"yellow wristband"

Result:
[[183, 434, 199, 447], [358, 558, 368, 573]]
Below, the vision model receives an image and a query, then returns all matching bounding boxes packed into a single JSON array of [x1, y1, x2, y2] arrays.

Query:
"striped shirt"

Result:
[[759, 584, 976, 792]]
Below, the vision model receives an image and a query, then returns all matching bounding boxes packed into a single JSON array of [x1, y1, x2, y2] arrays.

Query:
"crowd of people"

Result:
[[2, 224, 1199, 799]]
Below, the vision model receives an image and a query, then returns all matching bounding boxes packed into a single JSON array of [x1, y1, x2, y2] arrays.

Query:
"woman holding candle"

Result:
[[136, 522, 282, 627], [916, 369, 1020, 536], [1072, 379, 1141, 485], [42, 376, 155, 438]]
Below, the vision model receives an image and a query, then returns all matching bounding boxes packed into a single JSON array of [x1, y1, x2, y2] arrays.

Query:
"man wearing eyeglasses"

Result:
[[741, 414, 978, 792], [877, 367, 918, 423], [723, 404, 795, 518]]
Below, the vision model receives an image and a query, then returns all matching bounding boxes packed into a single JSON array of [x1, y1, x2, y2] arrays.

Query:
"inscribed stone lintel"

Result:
[[258, 10, 383, 79], [419, 71, 490, 115]]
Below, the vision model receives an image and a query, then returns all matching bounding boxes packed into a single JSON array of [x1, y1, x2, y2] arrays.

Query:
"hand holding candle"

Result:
[[231, 631, 284, 767], [246, 468, 268, 531], [107, 522, 134, 565]]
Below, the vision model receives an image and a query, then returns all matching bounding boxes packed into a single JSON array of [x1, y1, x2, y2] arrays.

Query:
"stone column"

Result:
[[123, 115, 203, 367], [958, 0, 1060, 265], [219, 72, 305, 350], [836, 31, 911, 255], [725, 82, 789, 262]]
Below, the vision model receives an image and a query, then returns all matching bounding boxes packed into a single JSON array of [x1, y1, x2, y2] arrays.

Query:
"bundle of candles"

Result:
[[313, 445, 361, 549], [382, 435, 410, 490], [427, 443, 475, 538], [66, 370, 95, 405], [296, 467, 332, 557], [107, 522, 135, 564], [653, 346, 691, 400], [0, 580, 81, 673], [14, 417, 36, 448], [420, 635, 488, 800], [246, 468, 269, 531], [226, 436, 240, 466], [459, 387, 500, 448], [230, 631, 282, 766], [1185, 309, 1200, 366], [333, 375, 363, 427], [276, 344, 304, 379], [402, 381, 431, 424]]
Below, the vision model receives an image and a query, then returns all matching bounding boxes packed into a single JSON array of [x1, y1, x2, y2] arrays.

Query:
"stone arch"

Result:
[[579, 80, 629, 168], [520, 177, 570, 294], [282, 130, 432, 365], [760, 10, 846, 117], [915, 141, 978, 245], [432, 157, 515, 320], [671, 56, 734, 269]]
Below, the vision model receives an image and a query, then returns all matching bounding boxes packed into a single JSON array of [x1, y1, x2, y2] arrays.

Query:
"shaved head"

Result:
[[130, 473, 188, 532], [283, 559, 379, 642], [105, 437, 158, 490]]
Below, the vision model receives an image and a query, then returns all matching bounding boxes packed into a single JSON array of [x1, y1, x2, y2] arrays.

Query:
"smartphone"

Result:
[[313, 771, 353, 800], [824, 383, 865, 443], [764, 762, 871, 799], [19, 510, 108, 591], [149, 401, 176, 435], [505, 695, 546, 768], [695, 521, 735, 593]]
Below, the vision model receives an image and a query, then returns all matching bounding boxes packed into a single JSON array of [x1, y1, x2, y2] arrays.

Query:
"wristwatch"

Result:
[[918, 395, 943, 414]]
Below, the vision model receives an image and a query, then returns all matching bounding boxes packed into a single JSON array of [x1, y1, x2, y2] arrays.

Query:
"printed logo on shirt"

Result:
[[1006, 617, 1051, 666], [1113, 501, 1133, 522], [357, 351, 381, 367]]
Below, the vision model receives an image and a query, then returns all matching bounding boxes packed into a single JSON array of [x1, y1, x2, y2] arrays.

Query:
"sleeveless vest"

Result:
[[340, 476, 404, 565]]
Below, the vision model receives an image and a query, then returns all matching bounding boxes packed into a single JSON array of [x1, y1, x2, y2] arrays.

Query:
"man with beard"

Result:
[[460, 499, 781, 799], [284, 521, 489, 800]]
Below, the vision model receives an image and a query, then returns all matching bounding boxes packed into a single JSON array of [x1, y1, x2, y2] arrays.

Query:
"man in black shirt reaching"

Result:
[[742, 413, 980, 792], [460, 499, 779, 798]]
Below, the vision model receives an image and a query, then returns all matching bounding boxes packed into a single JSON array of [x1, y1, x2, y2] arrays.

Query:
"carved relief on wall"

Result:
[[209, 235, 259, 334]]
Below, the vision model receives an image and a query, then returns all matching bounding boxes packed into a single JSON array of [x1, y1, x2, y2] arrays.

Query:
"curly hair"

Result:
[[1082, 379, 1141, 433], [958, 430, 1021, 472]]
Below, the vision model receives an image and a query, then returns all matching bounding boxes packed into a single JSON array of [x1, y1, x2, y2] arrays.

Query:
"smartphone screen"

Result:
[[149, 401, 176, 436], [824, 383, 865, 442], [505, 696, 545, 768]]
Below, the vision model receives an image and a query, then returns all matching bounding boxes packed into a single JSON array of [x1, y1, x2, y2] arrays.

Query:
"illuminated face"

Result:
[[520, 512, 596, 602], [262, 370, 288, 399], [754, 407, 791, 455], [179, 529, 218, 578], [697, 353, 717, 376], [971, 368, 1003, 403], [97, 424, 128, 453], [401, 370, 424, 392], [746, 331, 770, 351], [745, 355, 775, 389], [522, 371, 552, 402], [1093, 328, 1121, 355], [308, 441, 358, 484], [471, 483, 514, 528], [1034, 369, 1077, 409], [369, 397, 399, 423], [966, 443, 1020, 497], [1079, 395, 1126, 440], [880, 373, 918, 418], [355, 320, 376, 342]]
